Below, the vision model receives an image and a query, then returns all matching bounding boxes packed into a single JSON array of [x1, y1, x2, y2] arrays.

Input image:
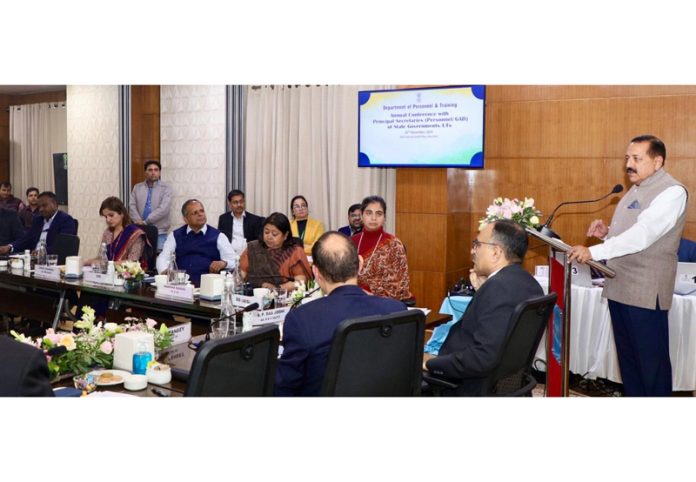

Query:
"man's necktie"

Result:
[[142, 187, 153, 220]]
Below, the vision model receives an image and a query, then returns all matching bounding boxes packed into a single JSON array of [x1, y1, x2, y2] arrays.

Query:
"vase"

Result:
[[123, 279, 142, 292]]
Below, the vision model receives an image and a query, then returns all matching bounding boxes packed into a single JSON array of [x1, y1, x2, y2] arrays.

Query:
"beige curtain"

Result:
[[9, 103, 66, 196], [245, 85, 396, 233]]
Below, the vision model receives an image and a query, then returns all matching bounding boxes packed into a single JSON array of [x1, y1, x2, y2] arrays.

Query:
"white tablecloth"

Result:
[[535, 285, 696, 391]]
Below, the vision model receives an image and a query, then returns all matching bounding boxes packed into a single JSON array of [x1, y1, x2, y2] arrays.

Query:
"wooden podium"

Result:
[[526, 228, 616, 396]]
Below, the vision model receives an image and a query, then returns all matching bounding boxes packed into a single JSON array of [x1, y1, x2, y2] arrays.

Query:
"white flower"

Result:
[[529, 215, 540, 226], [523, 197, 535, 208], [104, 322, 119, 334], [59, 334, 76, 351]]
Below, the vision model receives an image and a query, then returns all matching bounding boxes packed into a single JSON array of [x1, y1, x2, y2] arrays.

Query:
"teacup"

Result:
[[174, 270, 190, 285]]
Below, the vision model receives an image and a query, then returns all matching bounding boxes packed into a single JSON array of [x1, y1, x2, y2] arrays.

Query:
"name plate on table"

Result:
[[233, 293, 263, 308], [168, 321, 192, 346], [83, 271, 115, 286], [155, 284, 194, 302], [34, 265, 61, 281], [248, 306, 291, 326]]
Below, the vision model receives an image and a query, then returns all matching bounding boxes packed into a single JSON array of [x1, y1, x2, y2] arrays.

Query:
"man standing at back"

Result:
[[424, 219, 543, 396], [129, 160, 173, 250], [337, 203, 363, 237], [0, 191, 76, 255], [274, 231, 407, 396], [570, 135, 687, 397], [217, 189, 265, 258]]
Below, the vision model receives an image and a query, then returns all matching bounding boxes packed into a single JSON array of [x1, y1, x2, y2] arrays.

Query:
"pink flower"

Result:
[[146, 318, 157, 329], [100, 341, 113, 355]]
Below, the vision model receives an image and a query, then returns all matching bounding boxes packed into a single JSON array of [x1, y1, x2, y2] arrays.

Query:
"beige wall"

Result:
[[160, 85, 226, 230], [66, 85, 120, 258]]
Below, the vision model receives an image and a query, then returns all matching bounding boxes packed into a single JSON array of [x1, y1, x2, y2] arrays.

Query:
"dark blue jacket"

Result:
[[173, 225, 222, 286], [274, 284, 407, 396], [11, 210, 76, 254]]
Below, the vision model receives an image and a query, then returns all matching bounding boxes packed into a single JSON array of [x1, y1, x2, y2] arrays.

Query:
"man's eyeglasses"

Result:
[[472, 239, 500, 249]]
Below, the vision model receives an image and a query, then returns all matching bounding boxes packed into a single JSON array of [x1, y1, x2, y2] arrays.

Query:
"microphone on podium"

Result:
[[539, 184, 624, 239]]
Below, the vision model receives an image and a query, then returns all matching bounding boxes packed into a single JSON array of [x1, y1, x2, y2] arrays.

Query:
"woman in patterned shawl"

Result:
[[239, 212, 312, 291], [86, 196, 149, 268], [352, 195, 412, 301]]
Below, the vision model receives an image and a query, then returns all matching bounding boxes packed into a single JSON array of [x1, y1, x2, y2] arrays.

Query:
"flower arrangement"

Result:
[[290, 279, 321, 307], [479, 197, 542, 230], [11, 306, 173, 379], [115, 260, 146, 282]]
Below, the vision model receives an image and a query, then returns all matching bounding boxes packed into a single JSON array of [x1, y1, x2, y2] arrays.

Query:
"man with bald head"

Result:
[[274, 231, 408, 396]]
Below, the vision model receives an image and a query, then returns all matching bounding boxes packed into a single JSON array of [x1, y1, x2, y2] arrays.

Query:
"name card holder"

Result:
[[34, 265, 61, 281], [167, 321, 192, 346], [248, 306, 291, 327], [83, 271, 115, 286], [155, 284, 195, 302], [233, 293, 263, 308]]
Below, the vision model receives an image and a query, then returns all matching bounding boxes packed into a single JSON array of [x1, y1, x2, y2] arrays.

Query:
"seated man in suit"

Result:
[[0, 336, 54, 397], [0, 208, 25, 246], [156, 199, 235, 286], [274, 231, 407, 396], [0, 191, 77, 255], [217, 189, 265, 258], [337, 203, 363, 237], [424, 219, 543, 396]]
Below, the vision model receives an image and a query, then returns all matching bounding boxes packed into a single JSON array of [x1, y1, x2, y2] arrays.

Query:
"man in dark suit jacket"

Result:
[[425, 219, 543, 396], [217, 189, 265, 257], [0, 208, 25, 246], [0, 336, 54, 397], [0, 191, 77, 256], [337, 203, 363, 237], [274, 231, 407, 396]]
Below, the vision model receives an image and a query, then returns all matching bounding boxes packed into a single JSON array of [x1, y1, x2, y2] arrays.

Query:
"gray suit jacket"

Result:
[[129, 180, 173, 235]]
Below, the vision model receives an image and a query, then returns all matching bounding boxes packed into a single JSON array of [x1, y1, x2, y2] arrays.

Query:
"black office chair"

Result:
[[53, 233, 80, 265], [423, 292, 557, 397], [139, 224, 159, 272], [184, 324, 280, 397], [320, 310, 426, 397]]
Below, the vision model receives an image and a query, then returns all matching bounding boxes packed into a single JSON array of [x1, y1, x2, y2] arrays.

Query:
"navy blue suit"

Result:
[[426, 263, 543, 396], [11, 210, 77, 254], [274, 284, 407, 396], [0, 336, 54, 397]]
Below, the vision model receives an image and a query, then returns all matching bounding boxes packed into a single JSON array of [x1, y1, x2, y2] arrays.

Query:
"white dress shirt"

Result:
[[231, 212, 247, 257], [589, 185, 687, 261], [156, 224, 236, 273]]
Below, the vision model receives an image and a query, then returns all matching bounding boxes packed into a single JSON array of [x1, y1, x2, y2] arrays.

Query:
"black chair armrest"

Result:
[[171, 367, 190, 383], [422, 372, 461, 390], [499, 372, 536, 397]]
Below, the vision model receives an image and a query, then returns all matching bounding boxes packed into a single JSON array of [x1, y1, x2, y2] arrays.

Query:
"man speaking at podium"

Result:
[[569, 135, 688, 397]]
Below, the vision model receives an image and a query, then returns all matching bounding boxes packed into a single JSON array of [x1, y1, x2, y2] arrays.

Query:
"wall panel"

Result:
[[397, 85, 696, 311]]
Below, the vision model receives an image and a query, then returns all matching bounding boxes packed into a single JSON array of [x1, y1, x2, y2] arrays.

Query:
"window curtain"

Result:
[[9, 103, 65, 196], [245, 85, 396, 233]]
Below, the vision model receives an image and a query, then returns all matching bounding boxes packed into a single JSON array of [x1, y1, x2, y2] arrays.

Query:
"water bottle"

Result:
[[220, 276, 235, 320], [167, 253, 178, 284], [23, 249, 31, 271], [232, 256, 243, 294], [36, 241, 47, 266], [99, 242, 109, 274], [107, 260, 115, 284]]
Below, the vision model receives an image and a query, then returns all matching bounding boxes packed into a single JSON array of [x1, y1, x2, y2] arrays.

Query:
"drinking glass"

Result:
[[175, 270, 189, 285], [276, 288, 289, 307], [211, 319, 231, 339]]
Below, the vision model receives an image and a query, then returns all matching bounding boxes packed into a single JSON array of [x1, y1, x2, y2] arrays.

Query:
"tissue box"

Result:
[[65, 256, 83, 278], [113, 331, 154, 372], [200, 273, 223, 300]]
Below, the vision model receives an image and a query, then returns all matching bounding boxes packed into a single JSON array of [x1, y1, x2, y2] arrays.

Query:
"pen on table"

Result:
[[151, 387, 170, 397]]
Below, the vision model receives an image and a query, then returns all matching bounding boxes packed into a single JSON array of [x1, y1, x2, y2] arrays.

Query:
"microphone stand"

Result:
[[539, 185, 623, 239]]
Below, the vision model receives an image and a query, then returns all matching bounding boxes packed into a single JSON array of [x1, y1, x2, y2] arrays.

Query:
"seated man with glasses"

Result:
[[423, 219, 543, 396]]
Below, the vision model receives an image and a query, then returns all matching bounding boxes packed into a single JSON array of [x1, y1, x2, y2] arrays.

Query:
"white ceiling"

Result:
[[0, 85, 66, 95]]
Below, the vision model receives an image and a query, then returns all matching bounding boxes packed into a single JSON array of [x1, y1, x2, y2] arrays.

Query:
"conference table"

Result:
[[2, 266, 451, 397]]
